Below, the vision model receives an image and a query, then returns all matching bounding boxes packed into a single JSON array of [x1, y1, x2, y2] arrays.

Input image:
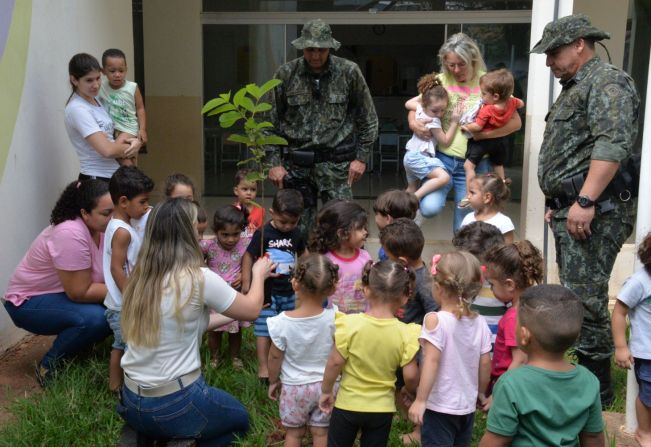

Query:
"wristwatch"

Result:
[[576, 195, 595, 208]]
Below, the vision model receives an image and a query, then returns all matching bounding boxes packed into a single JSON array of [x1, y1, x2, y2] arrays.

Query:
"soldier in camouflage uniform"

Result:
[[267, 19, 378, 238], [533, 14, 640, 405]]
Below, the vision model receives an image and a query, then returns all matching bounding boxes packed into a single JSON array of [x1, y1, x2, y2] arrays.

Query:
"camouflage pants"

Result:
[[284, 160, 352, 241], [551, 207, 634, 360]]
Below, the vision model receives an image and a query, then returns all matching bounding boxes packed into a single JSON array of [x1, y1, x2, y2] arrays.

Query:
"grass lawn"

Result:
[[0, 329, 627, 447]]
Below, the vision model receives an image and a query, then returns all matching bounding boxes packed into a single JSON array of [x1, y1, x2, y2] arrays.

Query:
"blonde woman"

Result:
[[406, 33, 521, 231], [117, 198, 275, 445]]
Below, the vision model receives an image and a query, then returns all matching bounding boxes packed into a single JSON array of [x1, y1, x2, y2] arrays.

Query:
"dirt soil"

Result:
[[0, 335, 54, 426]]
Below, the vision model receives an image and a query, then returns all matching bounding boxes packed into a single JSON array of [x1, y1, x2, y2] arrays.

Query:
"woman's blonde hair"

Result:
[[433, 251, 482, 319], [438, 33, 486, 83], [121, 198, 204, 347]]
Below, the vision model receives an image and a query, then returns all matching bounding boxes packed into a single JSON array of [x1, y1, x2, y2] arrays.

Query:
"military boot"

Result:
[[576, 353, 614, 408]]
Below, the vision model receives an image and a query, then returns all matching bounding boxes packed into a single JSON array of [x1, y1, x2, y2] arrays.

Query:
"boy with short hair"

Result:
[[461, 68, 524, 199], [452, 221, 506, 347], [373, 189, 419, 261], [99, 48, 147, 166], [233, 169, 264, 240], [242, 189, 306, 384], [104, 166, 154, 391], [480, 284, 604, 447]]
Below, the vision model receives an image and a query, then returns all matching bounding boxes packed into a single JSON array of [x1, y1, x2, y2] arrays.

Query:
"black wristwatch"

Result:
[[576, 195, 595, 208]]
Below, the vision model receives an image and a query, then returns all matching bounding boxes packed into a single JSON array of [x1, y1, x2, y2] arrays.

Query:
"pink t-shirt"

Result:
[[199, 238, 247, 285], [420, 311, 492, 415], [325, 248, 372, 314], [5, 218, 105, 306], [491, 306, 518, 380]]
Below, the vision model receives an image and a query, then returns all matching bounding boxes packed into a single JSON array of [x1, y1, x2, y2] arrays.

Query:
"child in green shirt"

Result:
[[479, 284, 604, 447]]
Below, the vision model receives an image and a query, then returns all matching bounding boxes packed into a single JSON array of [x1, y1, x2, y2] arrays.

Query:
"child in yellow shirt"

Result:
[[319, 260, 421, 446]]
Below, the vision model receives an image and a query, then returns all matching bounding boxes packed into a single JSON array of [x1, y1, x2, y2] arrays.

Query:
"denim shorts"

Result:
[[105, 309, 126, 351], [117, 375, 249, 444], [634, 357, 651, 407], [254, 294, 296, 337], [403, 150, 447, 184]]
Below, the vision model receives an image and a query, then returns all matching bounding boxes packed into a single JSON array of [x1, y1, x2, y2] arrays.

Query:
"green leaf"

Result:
[[219, 111, 242, 128], [246, 172, 266, 182], [233, 87, 247, 108], [227, 134, 251, 145], [246, 84, 263, 100], [253, 103, 272, 113], [255, 121, 274, 129], [219, 92, 231, 102], [201, 97, 226, 114], [259, 78, 282, 96], [256, 136, 288, 146], [206, 103, 236, 116], [240, 97, 255, 113], [244, 118, 257, 130]]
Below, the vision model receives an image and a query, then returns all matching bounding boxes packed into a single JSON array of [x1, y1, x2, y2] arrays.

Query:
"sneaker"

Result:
[[34, 363, 51, 388], [232, 357, 244, 370], [457, 197, 471, 209]]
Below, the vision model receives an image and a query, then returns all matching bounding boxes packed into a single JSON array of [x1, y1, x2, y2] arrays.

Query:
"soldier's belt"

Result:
[[289, 145, 356, 167]]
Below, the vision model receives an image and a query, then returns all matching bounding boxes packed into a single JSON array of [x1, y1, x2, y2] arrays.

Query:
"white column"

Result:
[[624, 44, 651, 434]]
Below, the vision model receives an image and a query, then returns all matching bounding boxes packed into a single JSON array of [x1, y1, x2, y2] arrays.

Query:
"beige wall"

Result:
[[575, 0, 629, 68], [0, 0, 133, 352], [140, 0, 204, 196]]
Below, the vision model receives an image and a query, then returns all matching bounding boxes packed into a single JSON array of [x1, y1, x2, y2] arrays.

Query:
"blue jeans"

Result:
[[3, 292, 110, 370], [118, 376, 249, 446], [419, 152, 490, 232]]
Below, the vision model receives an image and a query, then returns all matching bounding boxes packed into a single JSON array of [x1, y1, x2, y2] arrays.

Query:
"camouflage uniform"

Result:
[[535, 17, 640, 363], [267, 20, 378, 237]]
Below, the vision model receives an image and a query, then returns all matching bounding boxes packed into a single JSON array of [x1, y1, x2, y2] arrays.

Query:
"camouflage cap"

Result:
[[531, 14, 610, 54], [291, 19, 341, 50]]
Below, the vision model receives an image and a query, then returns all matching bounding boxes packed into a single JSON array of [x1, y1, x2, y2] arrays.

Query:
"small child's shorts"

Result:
[[105, 309, 126, 351], [403, 150, 447, 184], [634, 357, 651, 407], [466, 136, 508, 166], [279, 381, 338, 428], [254, 294, 295, 337]]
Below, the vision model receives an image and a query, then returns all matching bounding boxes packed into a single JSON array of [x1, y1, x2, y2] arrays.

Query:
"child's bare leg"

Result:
[[284, 426, 306, 447], [401, 425, 421, 445], [463, 159, 477, 193], [116, 131, 138, 166], [406, 181, 419, 194], [208, 331, 222, 367], [109, 348, 124, 392], [310, 426, 328, 447], [256, 336, 270, 378], [415, 167, 450, 200], [229, 331, 244, 368], [635, 397, 651, 447], [494, 164, 506, 181]]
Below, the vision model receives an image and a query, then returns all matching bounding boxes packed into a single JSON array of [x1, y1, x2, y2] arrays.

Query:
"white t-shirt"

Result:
[[130, 207, 151, 242], [617, 269, 651, 359], [121, 268, 236, 386], [103, 218, 142, 311], [267, 308, 336, 385], [405, 105, 442, 155], [64, 93, 120, 178], [461, 211, 515, 235]]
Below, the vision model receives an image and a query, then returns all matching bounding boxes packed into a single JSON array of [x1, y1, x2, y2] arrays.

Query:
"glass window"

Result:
[[203, 0, 532, 12]]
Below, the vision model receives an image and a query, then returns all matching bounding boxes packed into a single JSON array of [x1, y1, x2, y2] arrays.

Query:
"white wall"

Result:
[[0, 0, 133, 352]]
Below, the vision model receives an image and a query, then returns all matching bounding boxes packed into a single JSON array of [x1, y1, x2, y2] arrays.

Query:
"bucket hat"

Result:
[[531, 14, 610, 54], [291, 19, 341, 51]]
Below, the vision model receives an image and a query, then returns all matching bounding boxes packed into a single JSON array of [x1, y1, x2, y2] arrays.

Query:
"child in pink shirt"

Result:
[[308, 200, 371, 314], [482, 240, 544, 408], [200, 205, 250, 368], [408, 251, 492, 446]]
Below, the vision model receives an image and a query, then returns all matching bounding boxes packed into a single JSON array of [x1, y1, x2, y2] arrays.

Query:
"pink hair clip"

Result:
[[430, 254, 442, 275]]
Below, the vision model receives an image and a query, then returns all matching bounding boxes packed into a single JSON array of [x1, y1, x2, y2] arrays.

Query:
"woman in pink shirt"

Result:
[[3, 180, 113, 385]]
